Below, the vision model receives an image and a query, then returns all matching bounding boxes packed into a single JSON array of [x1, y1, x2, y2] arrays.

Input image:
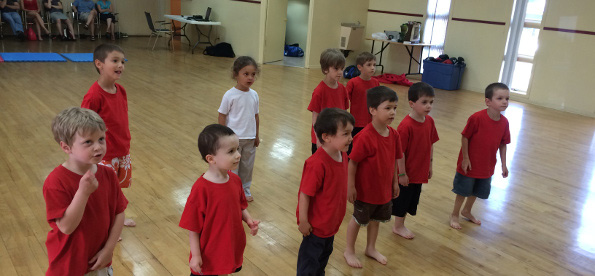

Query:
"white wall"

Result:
[[285, 0, 309, 51]]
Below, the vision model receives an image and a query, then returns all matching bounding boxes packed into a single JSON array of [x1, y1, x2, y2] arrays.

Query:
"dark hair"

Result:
[[367, 86, 398, 110], [355, 52, 376, 66], [314, 108, 355, 144], [93, 44, 125, 74], [197, 124, 236, 162], [485, 82, 509, 99], [319, 48, 345, 74], [408, 82, 435, 102], [232, 56, 260, 78]]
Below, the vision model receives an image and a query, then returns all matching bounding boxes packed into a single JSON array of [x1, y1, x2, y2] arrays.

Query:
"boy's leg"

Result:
[[461, 196, 481, 225], [365, 220, 387, 265], [297, 234, 329, 276], [391, 184, 414, 239], [343, 217, 362, 268], [316, 236, 334, 275], [450, 194, 465, 229], [99, 155, 135, 228]]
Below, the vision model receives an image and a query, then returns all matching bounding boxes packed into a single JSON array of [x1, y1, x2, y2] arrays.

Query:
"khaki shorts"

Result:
[[84, 266, 113, 276], [352, 200, 392, 226], [99, 154, 132, 188]]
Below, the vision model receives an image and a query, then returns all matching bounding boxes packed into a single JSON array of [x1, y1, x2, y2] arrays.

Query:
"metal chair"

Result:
[[96, 2, 119, 39], [70, 2, 99, 38], [145, 12, 172, 50], [21, 0, 51, 37]]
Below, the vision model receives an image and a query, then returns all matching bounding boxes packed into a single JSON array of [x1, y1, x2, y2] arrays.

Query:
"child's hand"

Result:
[[79, 169, 98, 196], [393, 183, 400, 199], [347, 185, 357, 203], [461, 158, 472, 174], [189, 255, 202, 275], [88, 246, 113, 271], [502, 165, 509, 178], [247, 219, 260, 236], [254, 136, 260, 147], [398, 174, 409, 187], [428, 166, 433, 179], [298, 221, 312, 236]]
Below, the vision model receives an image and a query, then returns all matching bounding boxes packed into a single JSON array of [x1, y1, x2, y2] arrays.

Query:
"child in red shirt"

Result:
[[44, 107, 128, 276], [308, 48, 349, 154], [179, 124, 260, 276], [82, 44, 136, 229], [346, 51, 379, 153], [392, 82, 439, 239], [296, 108, 354, 275], [449, 83, 511, 229], [344, 86, 406, 268]]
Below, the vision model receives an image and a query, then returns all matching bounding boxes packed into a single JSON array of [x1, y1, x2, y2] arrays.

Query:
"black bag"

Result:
[[203, 42, 236, 58], [343, 65, 360, 79]]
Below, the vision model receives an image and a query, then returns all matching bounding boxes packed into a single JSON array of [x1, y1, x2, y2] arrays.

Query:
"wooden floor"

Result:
[[1, 38, 595, 276]]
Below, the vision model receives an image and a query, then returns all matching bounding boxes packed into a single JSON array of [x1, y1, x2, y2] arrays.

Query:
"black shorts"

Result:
[[99, 13, 116, 22], [392, 183, 422, 217]]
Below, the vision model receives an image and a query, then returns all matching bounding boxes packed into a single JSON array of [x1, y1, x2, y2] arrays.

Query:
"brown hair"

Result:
[[232, 56, 260, 78], [51, 107, 106, 146], [319, 48, 345, 74], [355, 52, 376, 66], [93, 43, 125, 74]]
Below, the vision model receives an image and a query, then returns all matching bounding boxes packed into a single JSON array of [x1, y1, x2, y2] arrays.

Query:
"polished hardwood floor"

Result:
[[1, 38, 594, 275]]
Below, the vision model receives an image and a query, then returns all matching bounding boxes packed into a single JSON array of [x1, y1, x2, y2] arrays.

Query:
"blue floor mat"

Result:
[[61, 53, 93, 62], [0, 52, 66, 62]]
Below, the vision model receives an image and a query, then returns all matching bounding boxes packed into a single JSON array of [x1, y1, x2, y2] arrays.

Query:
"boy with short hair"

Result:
[[449, 82, 511, 229], [308, 48, 349, 154], [180, 124, 260, 276], [82, 44, 136, 229], [343, 86, 406, 268], [347, 52, 379, 144], [44, 107, 128, 275], [392, 82, 439, 239], [296, 108, 355, 275]]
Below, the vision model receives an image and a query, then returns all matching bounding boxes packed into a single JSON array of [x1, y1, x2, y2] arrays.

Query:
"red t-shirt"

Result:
[[347, 77, 379, 127], [397, 115, 439, 183], [296, 149, 348, 238], [349, 124, 403, 204], [179, 172, 248, 275], [456, 109, 511, 178], [307, 81, 349, 143], [43, 165, 128, 276], [81, 81, 131, 160]]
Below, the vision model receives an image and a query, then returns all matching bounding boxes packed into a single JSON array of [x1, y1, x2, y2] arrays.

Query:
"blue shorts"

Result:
[[451, 172, 492, 199]]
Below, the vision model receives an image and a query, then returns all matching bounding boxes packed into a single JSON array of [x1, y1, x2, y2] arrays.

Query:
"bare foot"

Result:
[[449, 214, 462, 229], [343, 251, 362, 268], [461, 210, 481, 225], [246, 196, 254, 202], [118, 236, 122, 242], [364, 248, 387, 265], [124, 218, 136, 227], [392, 225, 415, 239]]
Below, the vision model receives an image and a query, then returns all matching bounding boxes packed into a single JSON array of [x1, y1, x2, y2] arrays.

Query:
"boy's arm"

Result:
[[429, 145, 434, 179], [395, 157, 406, 197], [55, 169, 98, 235], [218, 113, 227, 126], [347, 160, 358, 203], [254, 114, 260, 147], [298, 193, 312, 236], [312, 112, 321, 147], [89, 211, 124, 271], [242, 209, 259, 236], [499, 144, 508, 178], [189, 231, 203, 274], [461, 136, 471, 174]]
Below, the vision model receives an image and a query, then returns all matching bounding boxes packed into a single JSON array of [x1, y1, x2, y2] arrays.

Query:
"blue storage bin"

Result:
[[422, 61, 466, 90]]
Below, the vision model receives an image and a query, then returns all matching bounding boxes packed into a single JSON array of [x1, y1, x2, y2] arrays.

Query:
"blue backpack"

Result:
[[284, 44, 304, 57], [343, 65, 360, 79]]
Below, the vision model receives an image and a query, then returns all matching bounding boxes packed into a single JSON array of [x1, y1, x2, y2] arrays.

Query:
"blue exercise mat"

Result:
[[61, 53, 93, 62], [0, 52, 66, 62]]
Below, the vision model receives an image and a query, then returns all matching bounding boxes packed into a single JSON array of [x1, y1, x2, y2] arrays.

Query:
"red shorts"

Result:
[[99, 154, 132, 188]]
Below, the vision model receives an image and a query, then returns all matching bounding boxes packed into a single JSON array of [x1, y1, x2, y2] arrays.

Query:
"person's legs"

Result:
[[4, 12, 24, 34], [450, 194, 465, 229], [450, 172, 474, 229], [461, 196, 481, 225], [55, 19, 63, 37], [365, 220, 387, 265], [88, 10, 96, 37], [235, 139, 256, 200], [343, 217, 362, 268], [297, 234, 329, 276], [391, 184, 414, 239], [65, 19, 76, 39]]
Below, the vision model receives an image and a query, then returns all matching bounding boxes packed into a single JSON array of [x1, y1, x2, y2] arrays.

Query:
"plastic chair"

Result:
[[145, 12, 172, 50]]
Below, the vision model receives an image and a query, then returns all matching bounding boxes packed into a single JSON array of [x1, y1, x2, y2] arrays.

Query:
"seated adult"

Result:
[[21, 0, 50, 40], [96, 0, 115, 40], [0, 0, 25, 40], [72, 0, 96, 40], [45, 0, 75, 40]]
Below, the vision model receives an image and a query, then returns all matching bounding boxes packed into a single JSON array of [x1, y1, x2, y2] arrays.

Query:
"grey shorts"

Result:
[[353, 200, 392, 226], [452, 172, 492, 199], [50, 12, 68, 22], [78, 11, 91, 21]]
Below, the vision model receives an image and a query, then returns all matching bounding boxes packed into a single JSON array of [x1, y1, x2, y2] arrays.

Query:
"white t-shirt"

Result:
[[218, 87, 259, 139]]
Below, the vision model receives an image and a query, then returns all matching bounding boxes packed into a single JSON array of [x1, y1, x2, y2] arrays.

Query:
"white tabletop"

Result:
[[164, 15, 221, 26]]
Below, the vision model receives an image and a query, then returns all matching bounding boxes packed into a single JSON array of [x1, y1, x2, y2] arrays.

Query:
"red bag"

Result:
[[26, 27, 37, 41]]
